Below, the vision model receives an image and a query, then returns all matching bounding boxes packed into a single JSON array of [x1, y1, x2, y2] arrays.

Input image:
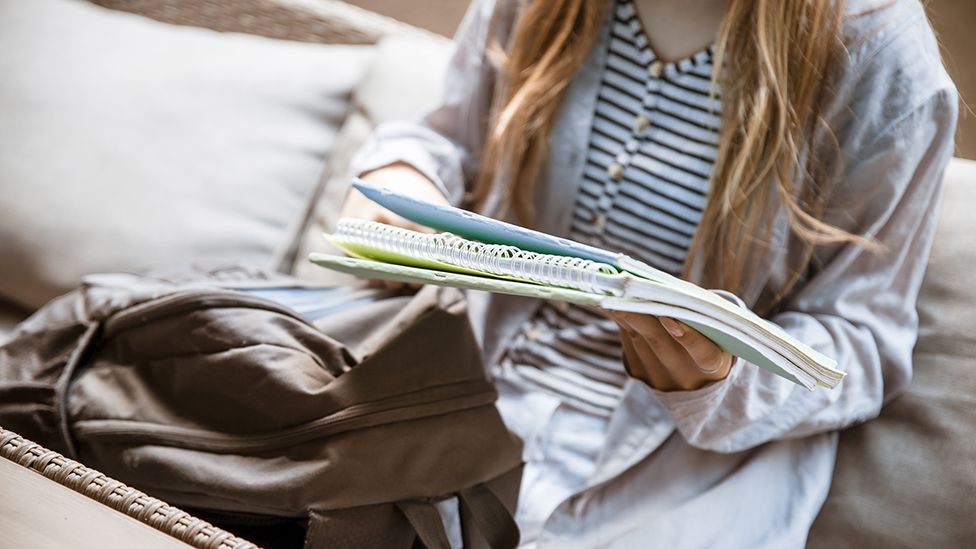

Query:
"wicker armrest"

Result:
[[87, 0, 423, 44], [0, 426, 258, 549]]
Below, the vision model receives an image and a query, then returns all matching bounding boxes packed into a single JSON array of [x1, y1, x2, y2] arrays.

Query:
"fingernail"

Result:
[[660, 317, 684, 337]]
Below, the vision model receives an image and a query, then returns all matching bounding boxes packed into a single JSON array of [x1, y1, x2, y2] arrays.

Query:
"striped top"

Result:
[[496, 0, 722, 417]]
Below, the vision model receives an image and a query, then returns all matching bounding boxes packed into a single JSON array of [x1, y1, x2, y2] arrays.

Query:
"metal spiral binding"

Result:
[[334, 218, 622, 296]]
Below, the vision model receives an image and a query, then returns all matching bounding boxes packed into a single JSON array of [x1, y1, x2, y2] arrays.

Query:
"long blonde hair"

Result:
[[473, 0, 873, 312]]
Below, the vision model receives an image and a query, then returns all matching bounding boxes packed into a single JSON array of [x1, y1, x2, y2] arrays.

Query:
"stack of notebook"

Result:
[[309, 180, 844, 390]]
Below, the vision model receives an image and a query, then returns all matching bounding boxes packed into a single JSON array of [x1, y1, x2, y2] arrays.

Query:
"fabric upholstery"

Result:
[[289, 33, 452, 283], [0, 302, 29, 347], [808, 158, 976, 547], [0, 0, 373, 310]]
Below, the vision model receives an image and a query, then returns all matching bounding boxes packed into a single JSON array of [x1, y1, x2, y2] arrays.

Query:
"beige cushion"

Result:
[[808, 157, 976, 546], [0, 0, 374, 311], [289, 33, 452, 283]]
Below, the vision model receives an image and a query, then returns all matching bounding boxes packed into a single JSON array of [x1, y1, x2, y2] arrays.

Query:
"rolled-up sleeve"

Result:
[[349, 0, 500, 206], [652, 85, 958, 453]]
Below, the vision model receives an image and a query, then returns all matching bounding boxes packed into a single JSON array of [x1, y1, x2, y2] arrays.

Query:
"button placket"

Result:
[[638, 64, 660, 135], [594, 4, 681, 238]]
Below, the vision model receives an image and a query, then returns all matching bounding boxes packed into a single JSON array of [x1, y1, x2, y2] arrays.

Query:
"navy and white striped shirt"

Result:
[[497, 0, 721, 416]]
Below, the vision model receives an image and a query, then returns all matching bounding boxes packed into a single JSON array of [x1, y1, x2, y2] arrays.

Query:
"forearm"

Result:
[[348, 0, 501, 208], [651, 313, 906, 453], [350, 123, 469, 206]]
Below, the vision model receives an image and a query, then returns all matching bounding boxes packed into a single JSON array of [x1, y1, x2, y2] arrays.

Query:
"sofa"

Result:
[[1, 0, 974, 546]]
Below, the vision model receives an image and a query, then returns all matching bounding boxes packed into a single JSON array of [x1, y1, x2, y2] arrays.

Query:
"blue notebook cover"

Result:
[[351, 179, 619, 265]]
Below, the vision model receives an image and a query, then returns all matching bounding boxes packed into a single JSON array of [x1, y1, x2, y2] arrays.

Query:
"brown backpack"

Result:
[[0, 269, 522, 548]]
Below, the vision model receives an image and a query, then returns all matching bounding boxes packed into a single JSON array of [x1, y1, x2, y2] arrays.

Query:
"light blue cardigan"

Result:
[[351, 0, 958, 546]]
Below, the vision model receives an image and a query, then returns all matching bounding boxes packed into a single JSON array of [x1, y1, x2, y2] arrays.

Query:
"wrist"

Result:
[[358, 162, 447, 205]]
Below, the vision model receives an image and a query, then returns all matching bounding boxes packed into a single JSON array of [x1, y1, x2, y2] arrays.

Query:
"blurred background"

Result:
[[348, 0, 976, 159], [918, 0, 975, 159], [79, 0, 976, 157]]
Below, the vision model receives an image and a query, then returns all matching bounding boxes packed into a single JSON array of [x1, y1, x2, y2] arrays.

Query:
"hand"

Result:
[[338, 162, 450, 289], [609, 312, 734, 392], [339, 162, 450, 232]]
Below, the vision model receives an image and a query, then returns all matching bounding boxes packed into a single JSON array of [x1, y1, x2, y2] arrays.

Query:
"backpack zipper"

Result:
[[73, 379, 497, 452], [102, 288, 317, 337]]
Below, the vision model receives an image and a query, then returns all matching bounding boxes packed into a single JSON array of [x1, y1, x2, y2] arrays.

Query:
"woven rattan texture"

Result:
[[0, 426, 260, 549], [87, 0, 393, 44]]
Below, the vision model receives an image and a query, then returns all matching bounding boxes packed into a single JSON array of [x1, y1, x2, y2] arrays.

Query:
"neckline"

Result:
[[617, 0, 716, 76]]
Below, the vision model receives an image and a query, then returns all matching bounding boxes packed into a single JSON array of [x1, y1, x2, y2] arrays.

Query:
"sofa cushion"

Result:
[[289, 33, 453, 283], [808, 158, 976, 547], [0, 0, 373, 311]]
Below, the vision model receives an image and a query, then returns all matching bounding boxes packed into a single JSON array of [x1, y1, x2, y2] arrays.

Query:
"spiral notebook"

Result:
[[308, 180, 845, 390]]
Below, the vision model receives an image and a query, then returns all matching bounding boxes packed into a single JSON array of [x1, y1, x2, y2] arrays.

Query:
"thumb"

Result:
[[659, 317, 731, 375]]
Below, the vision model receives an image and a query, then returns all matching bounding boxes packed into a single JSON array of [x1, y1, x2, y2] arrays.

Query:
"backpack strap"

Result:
[[396, 500, 452, 549], [459, 484, 520, 549], [55, 321, 102, 459]]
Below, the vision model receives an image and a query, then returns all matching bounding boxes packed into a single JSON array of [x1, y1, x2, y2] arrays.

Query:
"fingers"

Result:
[[358, 162, 451, 207], [610, 312, 733, 391], [616, 316, 676, 390], [615, 312, 688, 369], [609, 312, 681, 391], [345, 163, 448, 230], [340, 189, 435, 234], [658, 317, 732, 379]]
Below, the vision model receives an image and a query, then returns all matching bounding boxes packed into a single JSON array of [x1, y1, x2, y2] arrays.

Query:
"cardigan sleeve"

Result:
[[651, 37, 959, 453], [348, 0, 501, 206]]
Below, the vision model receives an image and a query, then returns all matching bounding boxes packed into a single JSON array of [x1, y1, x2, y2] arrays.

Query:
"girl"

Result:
[[341, 0, 957, 546]]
